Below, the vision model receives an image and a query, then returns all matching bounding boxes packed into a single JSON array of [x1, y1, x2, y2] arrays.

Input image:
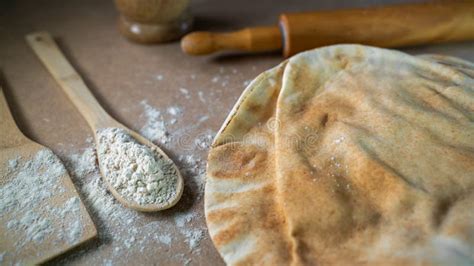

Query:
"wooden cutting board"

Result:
[[0, 86, 97, 264]]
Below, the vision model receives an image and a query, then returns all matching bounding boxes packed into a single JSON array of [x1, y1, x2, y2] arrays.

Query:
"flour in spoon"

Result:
[[96, 128, 179, 206]]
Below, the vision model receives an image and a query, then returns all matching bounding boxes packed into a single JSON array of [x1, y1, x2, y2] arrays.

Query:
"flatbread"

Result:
[[206, 45, 474, 265]]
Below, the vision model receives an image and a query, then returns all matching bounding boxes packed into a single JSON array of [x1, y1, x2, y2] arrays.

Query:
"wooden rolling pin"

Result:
[[181, 1, 474, 57]]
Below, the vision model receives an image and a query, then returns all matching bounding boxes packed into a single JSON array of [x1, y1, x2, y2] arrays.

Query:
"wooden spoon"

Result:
[[25, 32, 184, 212], [0, 86, 97, 264]]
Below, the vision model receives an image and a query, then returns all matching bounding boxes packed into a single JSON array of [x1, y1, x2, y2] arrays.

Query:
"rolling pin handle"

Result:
[[181, 26, 282, 55]]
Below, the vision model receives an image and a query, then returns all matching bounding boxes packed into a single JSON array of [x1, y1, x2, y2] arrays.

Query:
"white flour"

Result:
[[0, 149, 84, 263], [198, 91, 206, 103], [167, 106, 182, 116], [96, 128, 179, 205], [194, 133, 214, 150], [0, 150, 64, 214], [8, 158, 18, 169], [178, 154, 207, 201], [140, 100, 170, 144], [179, 88, 191, 99], [158, 233, 173, 245]]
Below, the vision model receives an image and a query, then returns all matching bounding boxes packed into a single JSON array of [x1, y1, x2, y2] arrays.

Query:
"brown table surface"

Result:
[[1, 0, 473, 265]]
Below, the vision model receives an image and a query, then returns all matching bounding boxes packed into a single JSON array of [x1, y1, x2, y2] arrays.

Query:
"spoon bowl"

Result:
[[95, 124, 184, 212]]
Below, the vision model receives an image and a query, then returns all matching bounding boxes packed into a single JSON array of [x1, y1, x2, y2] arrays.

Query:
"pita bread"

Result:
[[206, 45, 474, 265]]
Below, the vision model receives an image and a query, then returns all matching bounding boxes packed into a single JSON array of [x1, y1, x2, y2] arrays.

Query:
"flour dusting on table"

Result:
[[0, 149, 85, 263], [140, 100, 170, 144]]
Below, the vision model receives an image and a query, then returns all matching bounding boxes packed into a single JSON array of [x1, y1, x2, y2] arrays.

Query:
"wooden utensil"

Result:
[[25, 32, 184, 212], [181, 1, 474, 57], [0, 86, 97, 264]]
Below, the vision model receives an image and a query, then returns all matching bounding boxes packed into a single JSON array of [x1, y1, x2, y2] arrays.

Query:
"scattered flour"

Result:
[[187, 229, 205, 250], [198, 116, 209, 123], [211, 71, 232, 88], [198, 91, 206, 103], [66, 147, 96, 178], [179, 88, 191, 99], [68, 219, 83, 243], [178, 154, 207, 200], [167, 106, 183, 116], [173, 212, 205, 251], [140, 100, 170, 144], [8, 158, 19, 169], [0, 150, 64, 214], [194, 133, 214, 150], [8, 211, 52, 244], [158, 233, 173, 245], [85, 136, 94, 144], [174, 212, 195, 228], [96, 127, 179, 205], [0, 149, 85, 263]]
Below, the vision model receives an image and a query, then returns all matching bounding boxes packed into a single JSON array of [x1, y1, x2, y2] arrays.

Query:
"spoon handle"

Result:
[[26, 32, 114, 130]]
